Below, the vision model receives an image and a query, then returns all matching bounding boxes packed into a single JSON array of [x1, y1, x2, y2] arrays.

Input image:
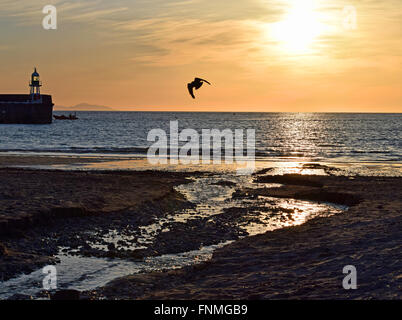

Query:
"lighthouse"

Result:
[[29, 68, 42, 101], [0, 68, 54, 124]]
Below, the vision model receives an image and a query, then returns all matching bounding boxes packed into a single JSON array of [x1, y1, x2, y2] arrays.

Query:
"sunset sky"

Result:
[[0, 0, 401, 112]]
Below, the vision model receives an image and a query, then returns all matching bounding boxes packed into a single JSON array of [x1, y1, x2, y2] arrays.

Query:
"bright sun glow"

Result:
[[270, 0, 324, 54]]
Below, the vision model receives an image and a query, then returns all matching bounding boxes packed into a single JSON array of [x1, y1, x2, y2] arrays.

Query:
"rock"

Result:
[[7, 293, 33, 300], [0, 242, 8, 256], [79, 291, 99, 300], [131, 251, 144, 261], [211, 180, 237, 187], [51, 289, 80, 300], [105, 251, 117, 258], [36, 290, 51, 299]]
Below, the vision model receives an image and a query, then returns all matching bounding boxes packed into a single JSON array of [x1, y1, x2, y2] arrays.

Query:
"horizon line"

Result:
[[54, 109, 402, 114]]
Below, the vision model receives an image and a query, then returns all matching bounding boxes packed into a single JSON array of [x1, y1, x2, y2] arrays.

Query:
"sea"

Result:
[[0, 112, 400, 163]]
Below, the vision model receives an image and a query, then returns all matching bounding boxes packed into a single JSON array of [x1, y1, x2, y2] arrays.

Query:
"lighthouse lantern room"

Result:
[[29, 68, 42, 101]]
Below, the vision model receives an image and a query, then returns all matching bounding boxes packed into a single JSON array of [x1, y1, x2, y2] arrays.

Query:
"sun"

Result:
[[270, 0, 324, 54]]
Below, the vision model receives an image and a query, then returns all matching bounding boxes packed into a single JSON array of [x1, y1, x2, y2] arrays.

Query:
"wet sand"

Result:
[[0, 155, 110, 167], [0, 156, 401, 300], [94, 174, 402, 300], [0, 168, 194, 282]]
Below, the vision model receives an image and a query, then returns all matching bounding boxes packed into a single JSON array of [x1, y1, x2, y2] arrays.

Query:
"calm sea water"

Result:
[[0, 112, 400, 163]]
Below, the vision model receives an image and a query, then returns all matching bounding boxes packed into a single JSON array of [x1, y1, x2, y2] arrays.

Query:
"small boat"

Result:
[[54, 113, 78, 120]]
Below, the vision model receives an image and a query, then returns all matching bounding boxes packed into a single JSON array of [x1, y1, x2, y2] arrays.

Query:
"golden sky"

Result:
[[1, 0, 401, 112]]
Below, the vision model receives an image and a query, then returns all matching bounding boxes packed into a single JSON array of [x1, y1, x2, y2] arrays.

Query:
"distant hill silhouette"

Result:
[[54, 103, 115, 111]]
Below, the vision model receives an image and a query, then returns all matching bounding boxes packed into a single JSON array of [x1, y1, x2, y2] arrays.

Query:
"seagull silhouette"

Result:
[[187, 77, 211, 99]]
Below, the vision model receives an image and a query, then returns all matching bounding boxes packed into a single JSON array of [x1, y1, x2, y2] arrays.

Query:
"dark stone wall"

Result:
[[0, 95, 54, 124]]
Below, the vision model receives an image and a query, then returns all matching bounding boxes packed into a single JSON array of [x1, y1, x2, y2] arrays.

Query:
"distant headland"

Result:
[[54, 103, 115, 111]]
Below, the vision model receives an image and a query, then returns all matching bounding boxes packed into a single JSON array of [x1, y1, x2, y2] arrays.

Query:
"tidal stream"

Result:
[[0, 171, 346, 299]]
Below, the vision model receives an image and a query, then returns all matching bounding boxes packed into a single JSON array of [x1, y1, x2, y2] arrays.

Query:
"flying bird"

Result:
[[187, 77, 211, 99]]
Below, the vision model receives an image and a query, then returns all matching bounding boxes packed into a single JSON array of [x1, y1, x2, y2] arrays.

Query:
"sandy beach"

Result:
[[95, 174, 402, 300], [0, 155, 401, 300], [0, 166, 194, 283]]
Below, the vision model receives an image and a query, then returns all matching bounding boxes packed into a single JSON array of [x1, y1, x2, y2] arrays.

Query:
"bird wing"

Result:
[[195, 78, 211, 85], [187, 83, 196, 99]]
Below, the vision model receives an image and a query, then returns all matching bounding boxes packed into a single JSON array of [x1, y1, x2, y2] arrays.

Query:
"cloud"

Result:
[[0, 0, 283, 69], [0, 0, 127, 26], [0, 45, 10, 51], [93, 0, 284, 67], [113, 18, 265, 67]]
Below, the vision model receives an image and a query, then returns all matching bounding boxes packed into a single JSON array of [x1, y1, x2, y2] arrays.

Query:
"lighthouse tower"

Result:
[[29, 68, 42, 101]]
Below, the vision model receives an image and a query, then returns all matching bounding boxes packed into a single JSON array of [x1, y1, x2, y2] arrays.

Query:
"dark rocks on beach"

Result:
[[7, 294, 33, 300], [254, 174, 324, 188], [51, 290, 80, 300], [50, 207, 89, 219], [293, 190, 361, 206], [253, 168, 274, 176], [210, 180, 237, 187], [240, 174, 362, 207], [130, 251, 145, 261], [0, 242, 8, 256]]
